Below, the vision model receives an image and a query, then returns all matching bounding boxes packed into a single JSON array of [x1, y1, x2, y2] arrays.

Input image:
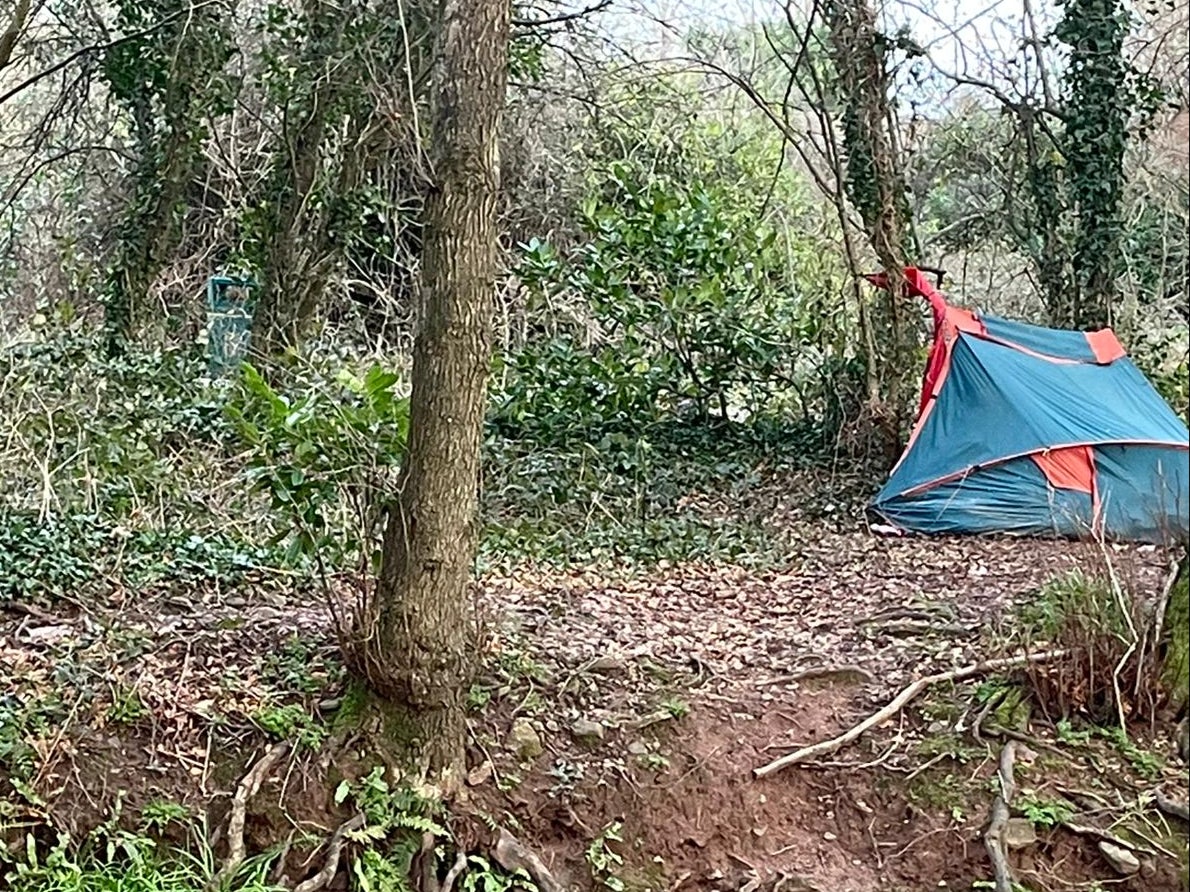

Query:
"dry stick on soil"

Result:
[[1059, 819, 1157, 857], [971, 688, 1009, 745], [209, 742, 290, 891], [292, 814, 366, 892], [753, 650, 1067, 778], [756, 664, 875, 687], [984, 742, 1018, 892]]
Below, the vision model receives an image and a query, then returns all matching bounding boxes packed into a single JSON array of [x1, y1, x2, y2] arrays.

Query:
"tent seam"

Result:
[[875, 440, 1190, 502]]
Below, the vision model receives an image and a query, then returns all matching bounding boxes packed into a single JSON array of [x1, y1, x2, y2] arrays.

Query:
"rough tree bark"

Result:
[[361, 0, 509, 782], [1164, 556, 1188, 720], [823, 0, 916, 467]]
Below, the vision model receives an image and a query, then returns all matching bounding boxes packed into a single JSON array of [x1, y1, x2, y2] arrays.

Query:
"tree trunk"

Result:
[[360, 0, 509, 782], [824, 0, 915, 467]]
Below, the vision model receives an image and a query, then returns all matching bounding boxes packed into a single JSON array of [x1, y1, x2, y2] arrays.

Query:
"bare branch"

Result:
[[512, 0, 612, 30]]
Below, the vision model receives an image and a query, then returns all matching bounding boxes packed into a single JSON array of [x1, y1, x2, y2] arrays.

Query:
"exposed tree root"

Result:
[[440, 852, 468, 892], [209, 742, 290, 891], [754, 650, 1066, 777], [983, 742, 1017, 892], [1059, 819, 1156, 857], [293, 814, 365, 892], [493, 827, 561, 892]]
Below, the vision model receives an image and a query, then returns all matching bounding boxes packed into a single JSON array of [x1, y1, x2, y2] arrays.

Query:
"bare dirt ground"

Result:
[[1, 526, 1187, 891]]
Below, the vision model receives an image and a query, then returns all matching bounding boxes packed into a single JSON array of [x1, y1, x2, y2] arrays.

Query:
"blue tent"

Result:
[[869, 271, 1189, 543]]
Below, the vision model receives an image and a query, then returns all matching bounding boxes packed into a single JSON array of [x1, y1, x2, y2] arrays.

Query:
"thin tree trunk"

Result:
[[824, 0, 914, 465], [0, 0, 30, 70], [361, 0, 509, 782]]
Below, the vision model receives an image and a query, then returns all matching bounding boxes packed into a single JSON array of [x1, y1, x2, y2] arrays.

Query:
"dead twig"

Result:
[[1059, 820, 1156, 857], [978, 723, 1068, 762], [971, 688, 1009, 746], [754, 650, 1067, 777], [873, 621, 973, 638], [903, 752, 950, 783], [209, 742, 290, 891], [1150, 556, 1181, 659], [804, 736, 902, 771], [984, 742, 1017, 892], [293, 813, 366, 892], [1102, 547, 1137, 732], [756, 664, 874, 687]]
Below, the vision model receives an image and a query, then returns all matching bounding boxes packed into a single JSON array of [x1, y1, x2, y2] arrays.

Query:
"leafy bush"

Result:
[[490, 336, 672, 445], [1131, 320, 1189, 419], [225, 360, 408, 569], [501, 172, 809, 438], [494, 94, 855, 449]]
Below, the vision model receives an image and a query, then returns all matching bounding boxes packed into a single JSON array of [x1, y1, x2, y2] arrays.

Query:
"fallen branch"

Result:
[[984, 742, 1017, 892], [209, 742, 290, 891], [977, 723, 1068, 762], [494, 827, 561, 892], [754, 650, 1066, 778], [292, 814, 365, 892], [878, 621, 973, 638], [970, 687, 1008, 746]]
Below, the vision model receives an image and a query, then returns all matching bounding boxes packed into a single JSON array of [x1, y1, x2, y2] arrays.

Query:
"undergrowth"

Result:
[[478, 427, 829, 570], [0, 331, 846, 605], [1011, 564, 1186, 729], [0, 818, 283, 892]]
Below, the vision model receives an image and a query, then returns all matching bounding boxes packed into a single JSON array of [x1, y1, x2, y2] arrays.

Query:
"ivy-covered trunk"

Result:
[[1054, 0, 1133, 331], [247, 0, 354, 361], [824, 0, 916, 466], [358, 0, 509, 780], [245, 0, 434, 362], [101, 0, 233, 352]]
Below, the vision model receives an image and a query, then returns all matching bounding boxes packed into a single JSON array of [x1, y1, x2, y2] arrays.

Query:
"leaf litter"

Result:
[[0, 525, 1185, 891]]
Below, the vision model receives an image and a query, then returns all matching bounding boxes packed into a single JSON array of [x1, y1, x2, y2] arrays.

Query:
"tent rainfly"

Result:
[[868, 268, 1190, 543]]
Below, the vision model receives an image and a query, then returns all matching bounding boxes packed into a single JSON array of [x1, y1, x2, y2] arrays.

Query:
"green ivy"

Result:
[[1053, 0, 1167, 328]]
